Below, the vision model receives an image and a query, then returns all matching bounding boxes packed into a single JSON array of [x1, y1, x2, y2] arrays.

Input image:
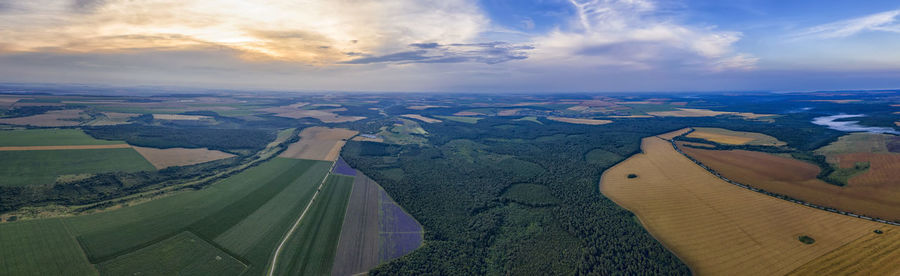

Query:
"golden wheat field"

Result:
[[687, 127, 786, 146], [600, 131, 898, 276], [279, 127, 358, 161], [131, 146, 236, 169]]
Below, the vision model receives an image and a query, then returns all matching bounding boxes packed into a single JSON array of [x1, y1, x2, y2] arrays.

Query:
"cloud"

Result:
[[794, 9, 900, 39], [528, 0, 756, 71], [0, 0, 488, 64], [343, 42, 532, 64]]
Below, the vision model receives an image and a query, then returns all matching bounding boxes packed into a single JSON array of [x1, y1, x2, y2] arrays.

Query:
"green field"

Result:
[[513, 116, 543, 124], [0, 129, 122, 146], [0, 148, 154, 187], [0, 219, 97, 276], [0, 157, 332, 275], [97, 231, 248, 275], [273, 174, 354, 276]]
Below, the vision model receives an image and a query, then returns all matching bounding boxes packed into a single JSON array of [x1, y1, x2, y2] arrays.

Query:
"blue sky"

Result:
[[0, 0, 899, 92]]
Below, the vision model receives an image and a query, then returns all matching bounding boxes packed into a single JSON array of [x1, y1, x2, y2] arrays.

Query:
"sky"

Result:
[[1, 0, 899, 92]]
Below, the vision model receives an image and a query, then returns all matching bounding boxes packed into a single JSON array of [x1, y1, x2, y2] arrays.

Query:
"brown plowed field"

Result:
[[131, 146, 235, 169], [601, 132, 895, 275], [280, 127, 358, 161], [681, 145, 900, 221], [837, 153, 900, 188], [0, 144, 131, 151]]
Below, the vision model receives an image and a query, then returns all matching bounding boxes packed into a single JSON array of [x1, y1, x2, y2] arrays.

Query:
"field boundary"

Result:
[[266, 160, 337, 276], [671, 128, 900, 226]]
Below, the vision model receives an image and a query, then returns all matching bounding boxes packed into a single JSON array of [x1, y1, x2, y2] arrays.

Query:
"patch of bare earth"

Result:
[[601, 132, 894, 275], [132, 146, 236, 169], [279, 127, 358, 161]]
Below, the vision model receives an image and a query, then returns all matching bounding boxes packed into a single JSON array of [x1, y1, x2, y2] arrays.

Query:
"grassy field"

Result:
[[0, 128, 121, 146], [513, 116, 542, 124], [687, 127, 786, 146], [96, 231, 248, 276], [273, 174, 354, 276], [0, 219, 97, 276], [601, 132, 891, 275], [681, 145, 900, 221], [0, 148, 154, 186], [66, 158, 327, 262]]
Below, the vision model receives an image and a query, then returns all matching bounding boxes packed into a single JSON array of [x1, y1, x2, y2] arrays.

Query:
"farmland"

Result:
[[401, 114, 442, 123], [0, 109, 89, 126], [601, 132, 896, 275], [687, 127, 786, 146], [0, 219, 97, 276], [332, 171, 424, 276], [545, 116, 612, 125], [132, 146, 235, 169], [0, 148, 154, 186], [680, 145, 900, 221], [0, 128, 122, 146], [271, 174, 354, 276], [96, 231, 248, 275], [280, 127, 358, 161]]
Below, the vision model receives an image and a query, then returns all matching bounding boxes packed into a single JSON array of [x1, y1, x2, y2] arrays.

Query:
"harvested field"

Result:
[[152, 114, 212, 120], [280, 127, 358, 161], [132, 146, 235, 169], [0, 109, 88, 126], [546, 116, 612, 125], [351, 135, 384, 143], [262, 104, 364, 123], [453, 111, 486, 116], [401, 114, 442, 123], [656, 128, 691, 140], [788, 228, 900, 275], [648, 108, 774, 120], [0, 144, 131, 151], [407, 105, 447, 110], [680, 145, 900, 221], [601, 132, 892, 276], [688, 127, 786, 146]]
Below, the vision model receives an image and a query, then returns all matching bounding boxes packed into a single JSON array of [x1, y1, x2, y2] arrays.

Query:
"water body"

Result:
[[812, 114, 900, 135]]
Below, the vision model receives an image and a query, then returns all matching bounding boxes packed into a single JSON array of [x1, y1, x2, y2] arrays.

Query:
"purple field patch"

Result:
[[378, 232, 424, 262], [332, 156, 356, 176], [379, 191, 422, 233]]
